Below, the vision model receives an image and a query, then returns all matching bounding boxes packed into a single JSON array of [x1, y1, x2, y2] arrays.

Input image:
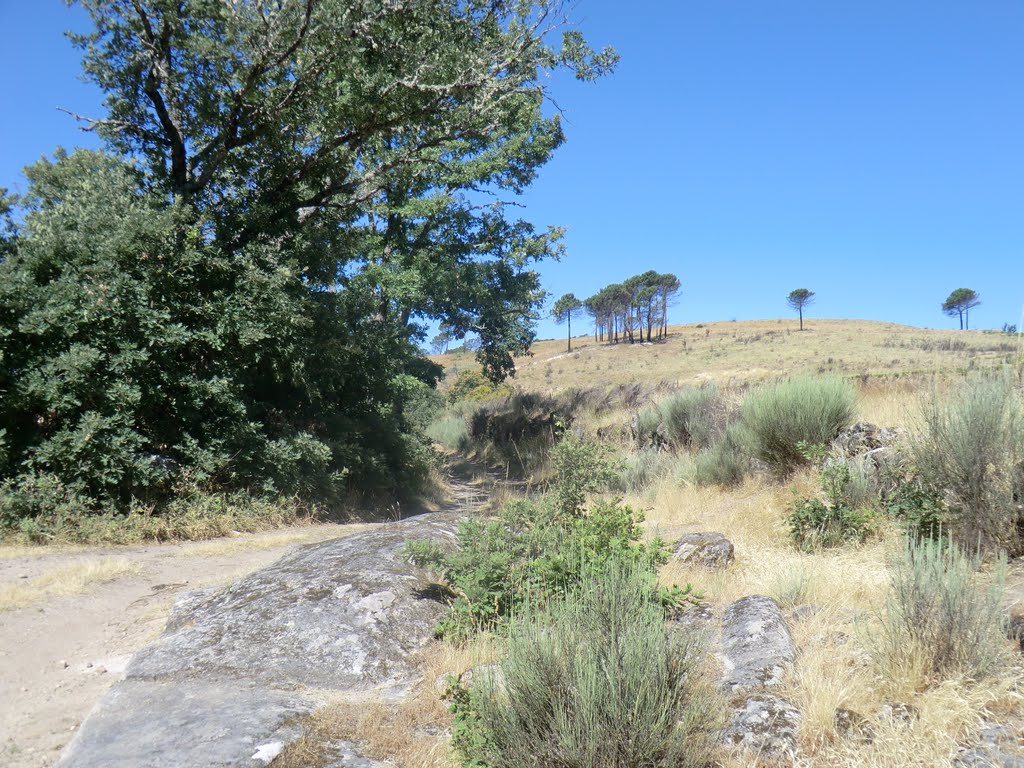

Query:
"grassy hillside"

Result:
[[424, 318, 1024, 768], [437, 318, 1021, 391]]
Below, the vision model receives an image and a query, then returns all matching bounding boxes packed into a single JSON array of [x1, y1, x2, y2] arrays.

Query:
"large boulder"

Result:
[[833, 422, 902, 456], [57, 513, 459, 768], [671, 532, 734, 569], [719, 596, 795, 693]]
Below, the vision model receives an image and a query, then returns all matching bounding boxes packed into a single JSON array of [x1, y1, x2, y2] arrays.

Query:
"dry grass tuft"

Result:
[[0, 558, 142, 611], [271, 637, 498, 768]]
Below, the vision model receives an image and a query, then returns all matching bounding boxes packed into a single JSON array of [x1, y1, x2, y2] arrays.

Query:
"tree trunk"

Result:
[[799, 307, 803, 331], [567, 313, 572, 352]]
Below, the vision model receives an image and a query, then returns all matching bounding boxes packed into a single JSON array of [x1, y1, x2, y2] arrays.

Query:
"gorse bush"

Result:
[[660, 384, 724, 450], [742, 375, 856, 473], [876, 536, 1007, 682], [451, 561, 720, 768], [911, 373, 1024, 553]]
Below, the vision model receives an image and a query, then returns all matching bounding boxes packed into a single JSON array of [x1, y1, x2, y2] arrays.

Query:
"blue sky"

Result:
[[2, 2, 1021, 339]]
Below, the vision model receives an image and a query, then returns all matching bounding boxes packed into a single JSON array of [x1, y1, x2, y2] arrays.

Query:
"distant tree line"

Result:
[[574, 271, 682, 345]]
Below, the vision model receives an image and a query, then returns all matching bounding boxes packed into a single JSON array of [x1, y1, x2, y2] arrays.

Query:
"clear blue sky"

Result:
[[2, 2, 1021, 340]]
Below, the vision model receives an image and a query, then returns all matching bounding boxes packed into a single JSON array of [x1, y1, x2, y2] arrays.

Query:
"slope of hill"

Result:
[[437, 318, 1021, 392]]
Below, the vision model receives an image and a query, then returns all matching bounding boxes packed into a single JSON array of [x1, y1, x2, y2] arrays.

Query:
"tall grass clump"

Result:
[[455, 561, 720, 768], [911, 373, 1024, 553], [427, 413, 471, 453], [691, 423, 751, 487], [660, 385, 723, 450], [633, 385, 724, 451], [742, 375, 856, 473], [876, 536, 1007, 684]]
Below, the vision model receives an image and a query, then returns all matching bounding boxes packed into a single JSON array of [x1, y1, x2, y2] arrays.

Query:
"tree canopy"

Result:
[[583, 272, 681, 344], [0, 0, 615, 514], [942, 288, 981, 330], [552, 293, 584, 351], [786, 288, 815, 331]]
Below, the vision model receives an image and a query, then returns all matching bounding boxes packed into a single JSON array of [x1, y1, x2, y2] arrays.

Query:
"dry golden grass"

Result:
[[272, 636, 498, 768], [0, 558, 142, 611], [168, 523, 373, 558], [643, 466, 1024, 768], [436, 318, 1020, 394]]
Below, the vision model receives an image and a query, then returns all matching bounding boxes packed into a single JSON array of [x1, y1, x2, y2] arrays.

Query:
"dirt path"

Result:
[[0, 457, 501, 768]]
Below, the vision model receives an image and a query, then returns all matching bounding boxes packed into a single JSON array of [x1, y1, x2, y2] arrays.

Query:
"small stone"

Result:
[[876, 702, 919, 727], [834, 707, 874, 743], [95, 666, 107, 675], [61, 660, 69, 669], [85, 662, 93, 669]]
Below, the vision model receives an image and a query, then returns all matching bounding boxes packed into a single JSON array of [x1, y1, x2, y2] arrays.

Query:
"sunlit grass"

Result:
[[0, 558, 142, 612]]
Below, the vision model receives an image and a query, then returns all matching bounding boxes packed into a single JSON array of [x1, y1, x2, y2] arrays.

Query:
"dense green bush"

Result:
[[910, 374, 1024, 553], [0, 151, 445, 527], [449, 560, 720, 768], [742, 376, 856, 473], [876, 536, 1007, 681]]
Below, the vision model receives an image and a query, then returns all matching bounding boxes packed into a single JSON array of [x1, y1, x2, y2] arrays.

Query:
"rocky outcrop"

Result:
[[956, 723, 1024, 768], [833, 422, 902, 456], [671, 532, 734, 569], [721, 694, 800, 758], [718, 596, 799, 761], [57, 513, 459, 768], [719, 596, 795, 693]]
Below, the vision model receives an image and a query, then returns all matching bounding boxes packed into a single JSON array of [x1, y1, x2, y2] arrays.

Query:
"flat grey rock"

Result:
[[58, 513, 459, 768], [56, 679, 311, 768], [719, 596, 795, 693]]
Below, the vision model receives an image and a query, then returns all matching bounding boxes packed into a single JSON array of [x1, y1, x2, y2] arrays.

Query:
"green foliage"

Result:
[[942, 288, 982, 329], [549, 428, 621, 517], [659, 385, 723, 450], [446, 370, 514, 404], [427, 414, 471, 453], [742, 376, 856, 473], [877, 536, 1007, 681], [691, 423, 751, 487], [787, 457, 878, 550], [407, 432, 691, 640], [885, 476, 946, 540], [449, 560, 720, 768], [910, 373, 1024, 553], [0, 151, 440, 514], [1, 0, 616, 528]]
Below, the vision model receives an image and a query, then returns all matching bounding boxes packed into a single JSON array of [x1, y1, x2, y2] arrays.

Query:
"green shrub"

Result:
[[691, 423, 751, 487], [876, 536, 1007, 681], [885, 477, 946, 540], [612, 448, 676, 493], [447, 369, 514, 404], [742, 375, 856, 473], [407, 431, 694, 640], [660, 384, 723, 450], [787, 457, 877, 550], [451, 560, 721, 768], [910, 373, 1024, 553]]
